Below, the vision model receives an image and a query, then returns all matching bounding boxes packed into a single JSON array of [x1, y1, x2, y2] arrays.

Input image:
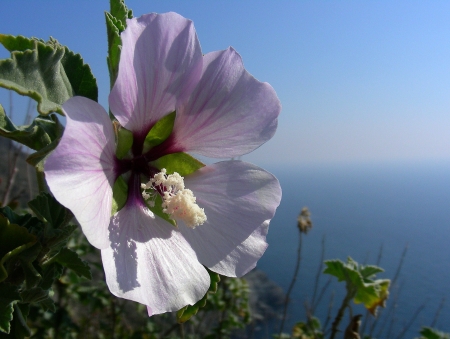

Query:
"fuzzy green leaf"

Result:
[[152, 152, 205, 177], [0, 206, 42, 233], [355, 279, 390, 315], [18, 243, 42, 289], [9, 304, 31, 338], [44, 224, 77, 260], [26, 136, 60, 171], [359, 265, 384, 279], [20, 287, 49, 304], [39, 263, 63, 290], [28, 192, 71, 229], [325, 257, 390, 316], [0, 215, 37, 283], [0, 284, 20, 334], [38, 298, 56, 313], [106, 0, 132, 89], [0, 35, 97, 115], [0, 106, 63, 150], [419, 327, 450, 339], [53, 248, 91, 280]]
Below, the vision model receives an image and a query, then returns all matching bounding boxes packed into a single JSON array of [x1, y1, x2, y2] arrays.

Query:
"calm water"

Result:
[[255, 161, 450, 338]]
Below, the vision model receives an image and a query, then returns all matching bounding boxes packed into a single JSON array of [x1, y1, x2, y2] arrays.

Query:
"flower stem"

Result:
[[329, 289, 355, 339], [278, 231, 303, 337]]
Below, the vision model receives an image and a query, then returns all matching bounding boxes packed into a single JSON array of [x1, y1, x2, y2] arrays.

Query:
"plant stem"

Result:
[[36, 167, 47, 193], [311, 235, 326, 313], [278, 231, 303, 337], [329, 289, 354, 339]]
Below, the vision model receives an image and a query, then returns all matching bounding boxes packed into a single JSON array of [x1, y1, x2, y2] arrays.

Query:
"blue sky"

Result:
[[1, 1, 450, 167]]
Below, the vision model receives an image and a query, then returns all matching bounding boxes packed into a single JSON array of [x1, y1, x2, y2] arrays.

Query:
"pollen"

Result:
[[141, 169, 207, 228]]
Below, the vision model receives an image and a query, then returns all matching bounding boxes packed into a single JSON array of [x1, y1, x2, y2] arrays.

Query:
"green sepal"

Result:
[[0, 284, 21, 334], [115, 125, 133, 159], [0, 35, 97, 115], [106, 0, 133, 89], [51, 248, 91, 280], [144, 111, 176, 150], [111, 176, 128, 215], [176, 269, 221, 323], [152, 152, 205, 177], [0, 106, 63, 150], [0, 215, 37, 283], [146, 194, 177, 227]]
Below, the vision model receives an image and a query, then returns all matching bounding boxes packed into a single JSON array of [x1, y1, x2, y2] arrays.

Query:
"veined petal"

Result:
[[101, 197, 210, 316], [171, 48, 281, 158], [180, 161, 282, 277], [109, 12, 203, 137], [44, 97, 116, 249]]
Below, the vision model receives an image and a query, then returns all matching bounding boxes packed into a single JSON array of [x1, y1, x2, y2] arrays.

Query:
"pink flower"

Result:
[[44, 12, 281, 316]]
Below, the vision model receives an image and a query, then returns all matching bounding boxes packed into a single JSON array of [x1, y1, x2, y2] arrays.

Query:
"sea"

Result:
[[253, 161, 450, 339]]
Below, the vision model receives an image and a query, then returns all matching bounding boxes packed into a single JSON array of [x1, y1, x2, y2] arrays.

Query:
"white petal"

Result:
[[101, 199, 210, 315], [172, 48, 281, 158], [109, 12, 203, 137], [180, 161, 282, 277], [44, 97, 116, 249]]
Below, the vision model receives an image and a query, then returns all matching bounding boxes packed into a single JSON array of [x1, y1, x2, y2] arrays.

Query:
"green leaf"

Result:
[[39, 263, 63, 290], [0, 107, 63, 150], [0, 284, 21, 334], [0, 35, 97, 115], [0, 215, 37, 283], [18, 243, 42, 288], [20, 287, 49, 304], [176, 269, 220, 323], [0, 283, 22, 333], [44, 224, 77, 260], [355, 279, 390, 315], [360, 265, 384, 279], [9, 304, 31, 338], [324, 258, 364, 288], [52, 248, 91, 280], [0, 206, 42, 233], [144, 111, 176, 149], [152, 152, 205, 177], [419, 327, 450, 339], [325, 258, 390, 316], [106, 0, 133, 89], [28, 192, 72, 229], [26, 136, 60, 172], [111, 176, 128, 215], [110, 0, 133, 24], [38, 298, 56, 313]]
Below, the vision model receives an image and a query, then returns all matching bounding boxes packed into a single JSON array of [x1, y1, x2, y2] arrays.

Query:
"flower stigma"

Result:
[[141, 169, 207, 228]]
